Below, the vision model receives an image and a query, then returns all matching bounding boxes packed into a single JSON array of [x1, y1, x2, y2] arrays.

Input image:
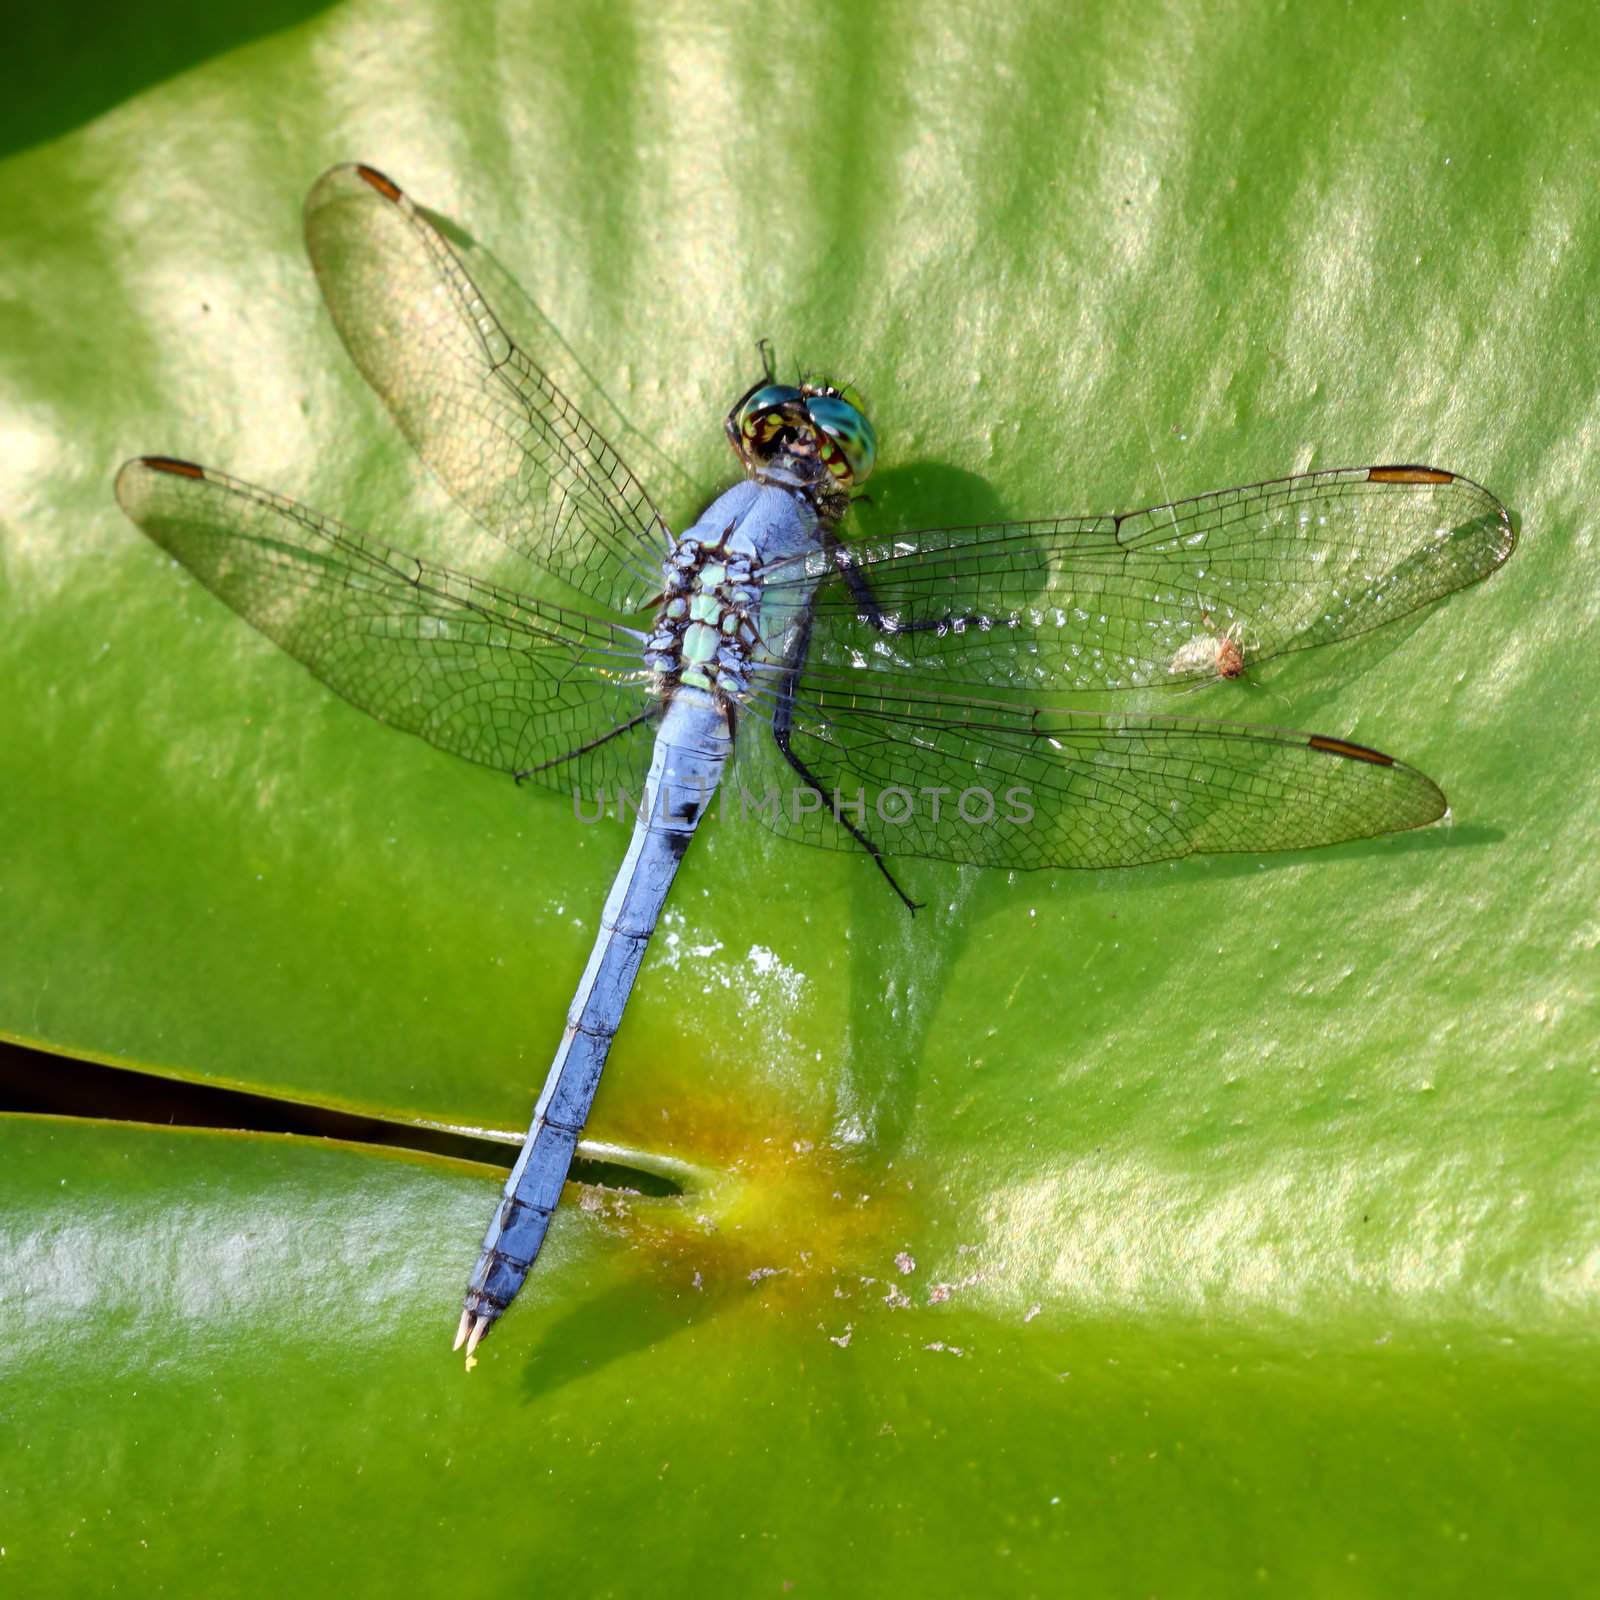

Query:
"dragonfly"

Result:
[[115, 163, 1515, 1362]]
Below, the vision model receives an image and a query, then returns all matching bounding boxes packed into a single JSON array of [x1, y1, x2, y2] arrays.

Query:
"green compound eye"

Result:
[[735, 384, 805, 444], [804, 393, 877, 484]]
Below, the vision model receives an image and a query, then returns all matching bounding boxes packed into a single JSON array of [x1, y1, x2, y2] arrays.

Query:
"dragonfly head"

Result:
[[726, 377, 877, 511]]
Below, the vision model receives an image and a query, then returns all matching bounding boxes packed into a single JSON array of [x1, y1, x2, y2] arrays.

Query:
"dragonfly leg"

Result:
[[828, 539, 980, 635], [512, 707, 659, 786], [767, 608, 922, 915], [774, 731, 922, 914]]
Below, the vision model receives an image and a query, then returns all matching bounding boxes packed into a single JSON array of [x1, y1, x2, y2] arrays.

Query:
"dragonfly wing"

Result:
[[303, 164, 671, 614], [764, 467, 1512, 692], [115, 457, 657, 797], [739, 674, 1445, 870]]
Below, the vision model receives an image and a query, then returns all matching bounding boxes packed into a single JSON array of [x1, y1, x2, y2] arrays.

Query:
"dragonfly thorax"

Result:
[[646, 532, 763, 697], [645, 479, 828, 699]]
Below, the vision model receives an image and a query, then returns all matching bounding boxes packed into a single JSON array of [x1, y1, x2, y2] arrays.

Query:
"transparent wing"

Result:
[[303, 164, 671, 614], [115, 457, 658, 797], [763, 467, 1513, 692], [737, 672, 1445, 871]]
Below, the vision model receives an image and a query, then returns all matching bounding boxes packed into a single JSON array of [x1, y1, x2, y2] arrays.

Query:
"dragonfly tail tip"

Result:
[[452, 1309, 472, 1352]]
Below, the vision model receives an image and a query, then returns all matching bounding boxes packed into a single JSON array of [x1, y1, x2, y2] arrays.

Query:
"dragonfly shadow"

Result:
[[852, 459, 1009, 540], [736, 460, 1013, 1161], [515, 1247, 732, 1402], [1122, 817, 1508, 891], [829, 865, 991, 1162]]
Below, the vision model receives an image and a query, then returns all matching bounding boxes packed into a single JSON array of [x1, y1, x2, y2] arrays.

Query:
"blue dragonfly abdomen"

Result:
[[461, 685, 729, 1340], [460, 480, 827, 1351]]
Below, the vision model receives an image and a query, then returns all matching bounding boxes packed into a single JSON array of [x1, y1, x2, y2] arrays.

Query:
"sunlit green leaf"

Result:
[[2, 0, 1595, 1591]]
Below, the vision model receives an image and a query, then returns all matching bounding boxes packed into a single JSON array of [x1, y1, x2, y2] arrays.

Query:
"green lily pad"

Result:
[[2, 0, 1596, 1591], [5, 1117, 1597, 1594]]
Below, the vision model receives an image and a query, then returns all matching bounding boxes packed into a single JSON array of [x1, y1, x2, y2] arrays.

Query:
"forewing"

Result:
[[765, 467, 1512, 692], [115, 458, 657, 797], [739, 675, 1445, 871], [303, 164, 670, 614]]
